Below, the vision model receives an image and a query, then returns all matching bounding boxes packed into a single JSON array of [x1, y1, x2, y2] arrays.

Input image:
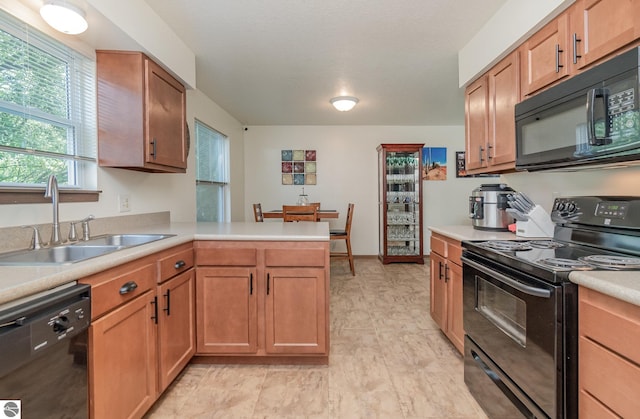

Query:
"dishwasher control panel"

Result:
[[30, 297, 90, 353]]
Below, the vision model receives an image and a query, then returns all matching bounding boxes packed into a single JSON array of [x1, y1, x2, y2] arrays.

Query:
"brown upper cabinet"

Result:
[[464, 51, 519, 174], [522, 0, 640, 97], [97, 50, 188, 173]]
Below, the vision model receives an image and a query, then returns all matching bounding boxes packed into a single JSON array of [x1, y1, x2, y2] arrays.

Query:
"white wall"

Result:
[[244, 125, 489, 256]]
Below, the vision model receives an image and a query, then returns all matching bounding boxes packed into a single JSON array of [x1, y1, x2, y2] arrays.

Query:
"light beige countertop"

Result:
[[570, 270, 640, 307], [0, 221, 329, 306], [428, 225, 543, 242]]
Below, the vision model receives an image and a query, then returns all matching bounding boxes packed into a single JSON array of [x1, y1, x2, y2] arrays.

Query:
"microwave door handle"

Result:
[[586, 87, 612, 146]]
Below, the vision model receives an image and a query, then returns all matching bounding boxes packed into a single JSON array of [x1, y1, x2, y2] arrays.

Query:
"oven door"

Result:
[[462, 254, 562, 419]]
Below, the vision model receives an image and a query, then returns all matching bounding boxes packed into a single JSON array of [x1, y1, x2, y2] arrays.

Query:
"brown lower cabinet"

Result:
[[194, 241, 329, 361], [81, 243, 195, 419], [578, 286, 640, 418], [429, 233, 464, 354]]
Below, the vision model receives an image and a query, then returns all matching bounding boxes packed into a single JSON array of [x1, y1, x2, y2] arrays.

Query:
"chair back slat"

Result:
[[283, 205, 317, 222]]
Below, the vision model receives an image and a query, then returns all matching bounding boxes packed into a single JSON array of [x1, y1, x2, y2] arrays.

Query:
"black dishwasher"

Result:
[[0, 283, 91, 418]]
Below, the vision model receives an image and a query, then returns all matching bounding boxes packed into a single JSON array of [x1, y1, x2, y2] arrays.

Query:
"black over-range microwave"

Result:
[[515, 46, 640, 171]]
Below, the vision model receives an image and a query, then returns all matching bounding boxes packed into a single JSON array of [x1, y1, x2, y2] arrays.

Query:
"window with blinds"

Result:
[[0, 10, 96, 189], [195, 119, 229, 222]]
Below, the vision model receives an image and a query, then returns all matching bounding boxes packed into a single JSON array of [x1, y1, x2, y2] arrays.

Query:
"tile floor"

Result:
[[146, 258, 489, 418]]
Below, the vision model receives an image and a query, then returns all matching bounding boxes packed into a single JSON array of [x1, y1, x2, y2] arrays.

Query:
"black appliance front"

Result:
[[463, 253, 577, 419], [0, 283, 91, 418], [515, 46, 640, 171]]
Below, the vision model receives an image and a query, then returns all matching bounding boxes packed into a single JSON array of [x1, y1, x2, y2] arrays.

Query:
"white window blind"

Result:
[[195, 120, 229, 222], [0, 9, 96, 188]]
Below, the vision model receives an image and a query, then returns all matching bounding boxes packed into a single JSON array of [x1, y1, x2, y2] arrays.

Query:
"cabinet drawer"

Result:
[[447, 241, 462, 265], [83, 263, 156, 319], [430, 235, 446, 258], [579, 336, 640, 418], [579, 288, 640, 365], [579, 389, 619, 419], [196, 247, 257, 266], [158, 246, 194, 282], [265, 248, 325, 267]]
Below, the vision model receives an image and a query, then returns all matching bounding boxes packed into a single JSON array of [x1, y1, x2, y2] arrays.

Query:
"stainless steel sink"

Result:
[[0, 233, 175, 265], [0, 245, 125, 265], [73, 234, 175, 247]]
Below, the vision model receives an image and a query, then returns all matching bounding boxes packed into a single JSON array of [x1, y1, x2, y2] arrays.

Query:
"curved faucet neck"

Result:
[[44, 174, 62, 245]]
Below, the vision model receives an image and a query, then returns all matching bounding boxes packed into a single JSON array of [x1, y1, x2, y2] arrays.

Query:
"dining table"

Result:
[[263, 209, 340, 220]]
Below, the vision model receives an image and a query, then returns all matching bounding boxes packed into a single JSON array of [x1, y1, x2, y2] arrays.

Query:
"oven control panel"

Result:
[[552, 196, 640, 229]]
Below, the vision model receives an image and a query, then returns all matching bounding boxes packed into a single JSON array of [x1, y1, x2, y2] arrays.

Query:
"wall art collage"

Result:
[[281, 149, 317, 185]]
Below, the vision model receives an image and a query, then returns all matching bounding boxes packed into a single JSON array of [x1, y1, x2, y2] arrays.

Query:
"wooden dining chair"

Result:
[[283, 205, 317, 222], [330, 203, 355, 275], [309, 202, 321, 220], [253, 203, 264, 222]]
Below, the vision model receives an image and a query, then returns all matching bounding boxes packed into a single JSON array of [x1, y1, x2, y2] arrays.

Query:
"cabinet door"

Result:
[[571, 0, 640, 70], [445, 261, 464, 354], [521, 13, 569, 96], [264, 268, 327, 354], [158, 269, 196, 392], [464, 76, 489, 170], [429, 252, 447, 331], [196, 267, 258, 354], [146, 59, 187, 170], [90, 290, 158, 419], [487, 51, 519, 169]]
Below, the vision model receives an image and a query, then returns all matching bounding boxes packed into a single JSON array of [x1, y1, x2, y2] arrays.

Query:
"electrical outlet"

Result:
[[118, 194, 131, 212]]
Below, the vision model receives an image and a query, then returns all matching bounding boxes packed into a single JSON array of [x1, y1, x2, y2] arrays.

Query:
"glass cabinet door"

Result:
[[377, 144, 424, 264]]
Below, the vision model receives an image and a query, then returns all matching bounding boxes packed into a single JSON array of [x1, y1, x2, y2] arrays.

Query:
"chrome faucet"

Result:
[[44, 174, 64, 246]]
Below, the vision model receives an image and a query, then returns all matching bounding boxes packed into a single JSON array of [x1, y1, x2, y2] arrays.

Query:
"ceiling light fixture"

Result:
[[40, 1, 88, 35], [330, 96, 359, 112]]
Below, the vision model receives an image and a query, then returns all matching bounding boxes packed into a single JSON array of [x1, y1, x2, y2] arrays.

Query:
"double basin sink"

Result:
[[0, 234, 175, 265]]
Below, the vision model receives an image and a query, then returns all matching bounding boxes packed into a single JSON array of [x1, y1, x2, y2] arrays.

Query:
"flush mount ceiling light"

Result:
[[40, 1, 88, 35], [330, 96, 359, 112]]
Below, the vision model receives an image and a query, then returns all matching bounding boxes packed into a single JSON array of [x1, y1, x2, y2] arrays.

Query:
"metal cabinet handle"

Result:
[[478, 145, 485, 163], [487, 144, 493, 160], [438, 261, 443, 280], [266, 273, 270, 295], [150, 139, 157, 159], [119, 281, 138, 295], [174, 260, 186, 269], [163, 289, 171, 316], [444, 264, 450, 282], [572, 33, 582, 64], [250, 273, 253, 295], [555, 44, 564, 73], [151, 296, 158, 324]]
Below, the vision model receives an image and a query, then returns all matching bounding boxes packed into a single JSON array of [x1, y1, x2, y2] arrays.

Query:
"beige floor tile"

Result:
[[146, 257, 490, 419]]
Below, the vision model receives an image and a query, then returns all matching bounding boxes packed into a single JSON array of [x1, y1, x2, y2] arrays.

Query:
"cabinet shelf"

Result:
[[377, 144, 424, 264]]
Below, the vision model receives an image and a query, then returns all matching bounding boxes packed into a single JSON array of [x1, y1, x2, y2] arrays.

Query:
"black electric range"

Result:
[[463, 196, 640, 284]]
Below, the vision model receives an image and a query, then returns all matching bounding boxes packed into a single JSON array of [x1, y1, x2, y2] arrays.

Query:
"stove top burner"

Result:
[[578, 255, 640, 270], [529, 240, 566, 249], [479, 241, 533, 251], [535, 258, 594, 271]]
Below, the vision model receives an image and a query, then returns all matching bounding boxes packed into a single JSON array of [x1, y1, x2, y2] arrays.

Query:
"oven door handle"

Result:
[[461, 256, 552, 299]]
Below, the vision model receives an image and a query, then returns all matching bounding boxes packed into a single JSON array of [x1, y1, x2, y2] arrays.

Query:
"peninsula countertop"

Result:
[[0, 221, 329, 306]]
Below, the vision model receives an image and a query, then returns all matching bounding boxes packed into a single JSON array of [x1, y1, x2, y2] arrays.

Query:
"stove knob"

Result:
[[557, 202, 566, 212], [53, 316, 69, 333], [567, 203, 576, 213]]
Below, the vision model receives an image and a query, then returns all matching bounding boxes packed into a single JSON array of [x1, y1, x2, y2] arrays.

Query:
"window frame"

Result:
[[195, 119, 230, 222], [0, 9, 99, 204]]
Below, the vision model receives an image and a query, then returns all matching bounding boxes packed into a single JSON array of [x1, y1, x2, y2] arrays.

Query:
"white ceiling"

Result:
[[146, 1, 507, 126]]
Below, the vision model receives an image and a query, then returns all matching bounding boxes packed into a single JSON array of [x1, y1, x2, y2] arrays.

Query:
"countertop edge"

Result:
[[0, 222, 330, 306], [570, 270, 640, 307]]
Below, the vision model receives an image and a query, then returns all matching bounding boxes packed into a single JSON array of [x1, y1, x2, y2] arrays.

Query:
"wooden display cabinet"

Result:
[[377, 143, 424, 264]]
